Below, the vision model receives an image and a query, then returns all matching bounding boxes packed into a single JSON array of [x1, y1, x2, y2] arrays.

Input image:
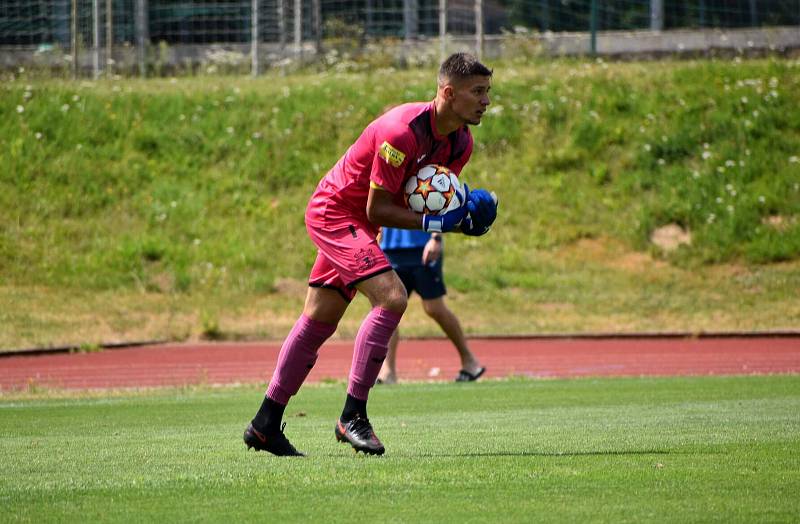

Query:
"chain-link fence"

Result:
[[2, 1, 800, 76]]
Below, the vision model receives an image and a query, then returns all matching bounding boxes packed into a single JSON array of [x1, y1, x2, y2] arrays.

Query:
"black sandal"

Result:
[[455, 367, 486, 382]]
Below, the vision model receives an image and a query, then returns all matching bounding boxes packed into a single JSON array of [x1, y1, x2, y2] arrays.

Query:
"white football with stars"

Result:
[[404, 164, 466, 216]]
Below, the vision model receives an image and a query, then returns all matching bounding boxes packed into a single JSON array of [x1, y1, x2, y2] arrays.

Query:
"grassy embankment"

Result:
[[1, 58, 799, 349]]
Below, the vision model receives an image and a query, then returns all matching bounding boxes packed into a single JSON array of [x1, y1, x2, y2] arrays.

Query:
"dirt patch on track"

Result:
[[1, 337, 799, 391]]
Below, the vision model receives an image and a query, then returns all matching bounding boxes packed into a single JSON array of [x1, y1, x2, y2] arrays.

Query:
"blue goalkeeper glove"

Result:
[[422, 184, 470, 233], [461, 189, 498, 236]]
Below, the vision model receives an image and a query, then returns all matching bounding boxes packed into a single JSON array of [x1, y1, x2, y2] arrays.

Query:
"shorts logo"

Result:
[[355, 248, 376, 272], [379, 141, 406, 168]]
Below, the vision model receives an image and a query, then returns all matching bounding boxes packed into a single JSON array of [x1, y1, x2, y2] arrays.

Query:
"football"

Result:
[[404, 164, 466, 215]]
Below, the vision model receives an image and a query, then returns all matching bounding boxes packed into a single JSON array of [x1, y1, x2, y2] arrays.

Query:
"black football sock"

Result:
[[251, 396, 286, 432], [340, 394, 367, 423]]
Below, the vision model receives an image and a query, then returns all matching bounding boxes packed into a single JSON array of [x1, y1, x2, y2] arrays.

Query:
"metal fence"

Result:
[[2, 1, 800, 76]]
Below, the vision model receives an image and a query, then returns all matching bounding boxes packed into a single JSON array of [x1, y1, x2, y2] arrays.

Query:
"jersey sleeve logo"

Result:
[[379, 141, 406, 168]]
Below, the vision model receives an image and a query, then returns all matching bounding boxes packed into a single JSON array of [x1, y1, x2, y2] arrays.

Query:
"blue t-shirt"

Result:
[[380, 227, 431, 251]]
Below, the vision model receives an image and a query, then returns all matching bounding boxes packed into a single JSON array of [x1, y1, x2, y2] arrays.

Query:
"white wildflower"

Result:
[[16, 105, 24, 113], [789, 156, 799, 164]]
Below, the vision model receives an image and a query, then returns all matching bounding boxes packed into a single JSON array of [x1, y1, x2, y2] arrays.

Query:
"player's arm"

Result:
[[366, 182, 424, 229], [367, 182, 468, 233]]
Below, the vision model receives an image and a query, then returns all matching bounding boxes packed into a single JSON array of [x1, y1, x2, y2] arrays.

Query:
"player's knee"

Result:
[[382, 286, 408, 314], [422, 299, 447, 319]]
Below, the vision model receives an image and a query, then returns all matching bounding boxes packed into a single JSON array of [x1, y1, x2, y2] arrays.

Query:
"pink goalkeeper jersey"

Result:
[[306, 101, 473, 235]]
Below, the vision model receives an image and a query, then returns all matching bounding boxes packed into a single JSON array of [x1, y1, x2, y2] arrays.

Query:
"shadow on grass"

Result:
[[318, 449, 685, 458], [414, 449, 676, 458]]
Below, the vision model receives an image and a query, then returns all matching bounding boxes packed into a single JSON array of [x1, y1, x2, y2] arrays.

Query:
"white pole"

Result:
[[136, 0, 148, 77], [474, 0, 483, 59], [404, 0, 418, 42], [650, 0, 664, 31], [278, 0, 286, 51], [71, 0, 77, 78], [439, 0, 446, 61], [294, 0, 302, 59], [251, 0, 259, 77], [92, 0, 100, 78], [106, 0, 113, 74]]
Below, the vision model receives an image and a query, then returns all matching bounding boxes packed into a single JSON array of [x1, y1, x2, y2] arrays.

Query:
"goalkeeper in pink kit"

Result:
[[244, 53, 498, 456]]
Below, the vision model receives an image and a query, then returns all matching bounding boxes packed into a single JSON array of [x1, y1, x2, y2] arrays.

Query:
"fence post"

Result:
[[590, 0, 597, 54], [294, 0, 302, 60], [404, 0, 418, 42], [93, 0, 100, 78], [540, 0, 550, 31], [749, 0, 758, 27], [251, 0, 259, 77], [313, 0, 321, 55], [71, 0, 78, 78], [135, 0, 148, 77], [278, 0, 286, 52], [366, 0, 373, 38], [106, 0, 113, 74], [698, 0, 706, 27], [650, 0, 663, 31], [439, 0, 446, 61], [474, 0, 483, 59]]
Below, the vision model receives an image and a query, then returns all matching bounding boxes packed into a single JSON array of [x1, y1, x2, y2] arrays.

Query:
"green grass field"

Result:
[[2, 375, 799, 522]]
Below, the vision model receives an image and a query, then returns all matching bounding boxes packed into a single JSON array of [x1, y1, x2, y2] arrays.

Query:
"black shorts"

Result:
[[384, 248, 446, 300]]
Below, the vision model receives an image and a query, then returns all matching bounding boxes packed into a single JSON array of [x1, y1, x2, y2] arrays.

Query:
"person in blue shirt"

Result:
[[377, 227, 486, 384]]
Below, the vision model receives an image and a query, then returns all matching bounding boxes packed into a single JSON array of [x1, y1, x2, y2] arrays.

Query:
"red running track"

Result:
[[1, 337, 799, 391]]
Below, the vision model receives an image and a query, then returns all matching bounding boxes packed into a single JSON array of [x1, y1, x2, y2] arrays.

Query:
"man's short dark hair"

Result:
[[438, 53, 493, 84]]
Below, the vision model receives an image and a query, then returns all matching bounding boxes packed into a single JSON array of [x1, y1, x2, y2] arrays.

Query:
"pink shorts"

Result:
[[306, 219, 392, 302]]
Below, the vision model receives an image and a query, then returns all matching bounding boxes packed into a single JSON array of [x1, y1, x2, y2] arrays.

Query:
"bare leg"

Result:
[[422, 296, 482, 375], [378, 328, 400, 384]]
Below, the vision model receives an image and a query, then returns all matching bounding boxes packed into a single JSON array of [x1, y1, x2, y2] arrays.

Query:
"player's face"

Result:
[[451, 75, 492, 125]]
